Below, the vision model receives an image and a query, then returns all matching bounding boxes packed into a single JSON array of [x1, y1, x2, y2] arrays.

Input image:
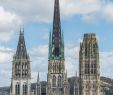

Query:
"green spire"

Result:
[[48, 0, 65, 60], [61, 30, 64, 59], [49, 31, 52, 60]]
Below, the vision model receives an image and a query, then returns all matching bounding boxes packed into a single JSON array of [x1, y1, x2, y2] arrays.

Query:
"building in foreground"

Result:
[[79, 34, 100, 95]]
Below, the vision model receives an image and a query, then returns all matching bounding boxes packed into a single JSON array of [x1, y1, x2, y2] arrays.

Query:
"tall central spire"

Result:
[[49, 0, 64, 59], [53, 0, 61, 33]]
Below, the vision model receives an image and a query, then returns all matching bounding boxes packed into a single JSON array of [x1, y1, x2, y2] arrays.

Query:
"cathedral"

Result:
[[10, 0, 101, 95]]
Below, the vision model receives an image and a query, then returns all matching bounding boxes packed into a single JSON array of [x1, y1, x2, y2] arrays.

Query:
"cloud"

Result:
[[29, 45, 48, 82], [100, 52, 113, 78], [102, 3, 113, 22], [0, 7, 21, 25], [0, 31, 14, 42], [0, 0, 113, 42], [0, 46, 13, 87], [0, 0, 113, 23], [0, 6, 22, 42], [0, 46, 13, 64]]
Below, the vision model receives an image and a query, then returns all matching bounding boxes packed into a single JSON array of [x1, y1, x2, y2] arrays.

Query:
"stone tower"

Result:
[[79, 34, 100, 95], [10, 30, 31, 95], [46, 0, 69, 95], [36, 73, 41, 95]]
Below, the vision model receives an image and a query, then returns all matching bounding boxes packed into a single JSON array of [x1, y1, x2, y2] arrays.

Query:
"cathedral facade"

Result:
[[10, 0, 102, 95]]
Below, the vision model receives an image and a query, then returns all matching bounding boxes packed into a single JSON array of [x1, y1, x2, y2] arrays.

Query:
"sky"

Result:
[[0, 0, 113, 87]]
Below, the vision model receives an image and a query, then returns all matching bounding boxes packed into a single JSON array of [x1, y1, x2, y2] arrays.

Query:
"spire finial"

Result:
[[37, 72, 40, 83], [19, 25, 24, 35], [22, 25, 24, 33], [19, 25, 22, 34]]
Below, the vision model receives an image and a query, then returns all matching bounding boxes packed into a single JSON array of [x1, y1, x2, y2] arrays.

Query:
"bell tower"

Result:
[[79, 34, 100, 95], [10, 29, 31, 95]]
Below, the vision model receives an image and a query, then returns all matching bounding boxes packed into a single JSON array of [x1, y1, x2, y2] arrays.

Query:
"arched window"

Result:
[[15, 85, 17, 94], [58, 75, 62, 87], [18, 64, 21, 76], [23, 84, 27, 95], [23, 85, 25, 94], [15, 63, 21, 77], [25, 64, 28, 76], [52, 76, 56, 87], [25, 84, 27, 95], [15, 84, 20, 95]]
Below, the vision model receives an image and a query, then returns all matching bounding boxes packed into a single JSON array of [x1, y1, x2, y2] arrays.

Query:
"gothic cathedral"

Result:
[[9, 0, 102, 95], [46, 0, 69, 95]]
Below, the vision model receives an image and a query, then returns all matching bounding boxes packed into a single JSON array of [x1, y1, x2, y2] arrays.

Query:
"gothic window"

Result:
[[93, 84, 95, 88], [85, 46, 87, 57], [85, 64, 90, 74], [15, 63, 21, 77], [25, 84, 27, 95], [23, 84, 27, 95], [15, 64, 17, 76], [59, 64, 61, 73], [55, 63, 56, 73], [22, 64, 25, 69], [94, 64, 96, 68], [58, 75, 62, 87], [23, 85, 24, 94], [15, 84, 20, 95], [53, 64, 55, 73], [52, 75, 56, 87], [15, 85, 17, 95], [22, 64, 25, 76], [86, 85, 87, 89], [91, 69, 93, 74], [25, 64, 28, 76]]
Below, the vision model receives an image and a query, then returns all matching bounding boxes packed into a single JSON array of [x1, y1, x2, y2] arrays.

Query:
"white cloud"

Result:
[[0, 31, 14, 42], [0, 0, 113, 23], [0, 7, 21, 25], [102, 3, 113, 22], [0, 46, 13, 87], [100, 52, 113, 78], [0, 6, 22, 42], [0, 46, 13, 64], [0, 0, 113, 42]]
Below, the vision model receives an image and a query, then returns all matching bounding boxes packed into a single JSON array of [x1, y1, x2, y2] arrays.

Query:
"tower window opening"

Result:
[[52, 76, 56, 87]]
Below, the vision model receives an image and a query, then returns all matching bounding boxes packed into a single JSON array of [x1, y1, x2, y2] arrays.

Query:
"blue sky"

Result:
[[0, 0, 113, 87]]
